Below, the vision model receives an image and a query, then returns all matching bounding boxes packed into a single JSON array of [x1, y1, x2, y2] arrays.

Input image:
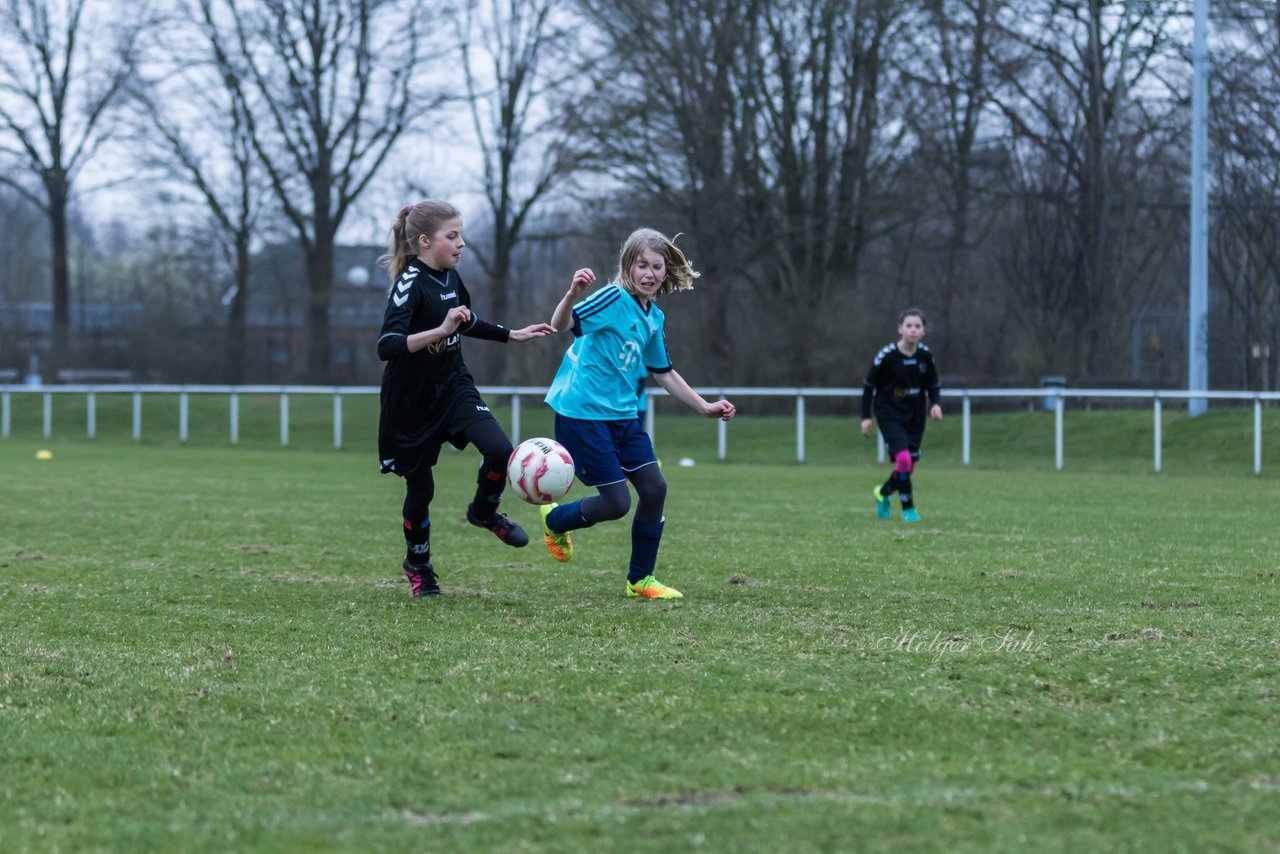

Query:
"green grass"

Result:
[[2, 412, 1279, 851]]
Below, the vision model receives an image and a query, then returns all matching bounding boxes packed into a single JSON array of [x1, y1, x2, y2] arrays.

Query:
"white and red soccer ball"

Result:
[[507, 438, 575, 505]]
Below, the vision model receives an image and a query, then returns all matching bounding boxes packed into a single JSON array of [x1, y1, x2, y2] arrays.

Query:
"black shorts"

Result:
[[380, 386, 500, 476], [878, 418, 924, 459]]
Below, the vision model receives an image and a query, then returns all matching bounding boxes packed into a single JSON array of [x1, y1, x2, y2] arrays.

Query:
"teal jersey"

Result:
[[545, 284, 673, 420]]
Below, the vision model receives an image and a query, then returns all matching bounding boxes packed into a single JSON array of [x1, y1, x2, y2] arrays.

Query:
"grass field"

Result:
[[2, 406, 1279, 852]]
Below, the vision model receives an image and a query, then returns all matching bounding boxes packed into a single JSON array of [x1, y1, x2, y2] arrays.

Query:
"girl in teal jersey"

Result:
[[539, 228, 736, 599]]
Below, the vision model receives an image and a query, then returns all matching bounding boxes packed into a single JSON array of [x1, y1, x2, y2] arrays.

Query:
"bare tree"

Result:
[[986, 0, 1181, 377], [132, 8, 275, 383], [1208, 0, 1280, 390], [194, 0, 432, 381], [894, 0, 1005, 364], [741, 0, 911, 380], [572, 0, 916, 383], [458, 0, 589, 376], [0, 0, 143, 368]]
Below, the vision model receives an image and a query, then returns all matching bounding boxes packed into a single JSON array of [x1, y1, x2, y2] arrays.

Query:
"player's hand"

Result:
[[440, 306, 471, 334], [568, 268, 595, 296], [509, 323, 556, 342], [704, 399, 736, 421], [860, 418, 873, 437], [930, 404, 943, 421]]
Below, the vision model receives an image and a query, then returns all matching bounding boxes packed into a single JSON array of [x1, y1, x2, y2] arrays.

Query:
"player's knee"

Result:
[[894, 450, 914, 473], [634, 474, 667, 509], [596, 488, 631, 520]]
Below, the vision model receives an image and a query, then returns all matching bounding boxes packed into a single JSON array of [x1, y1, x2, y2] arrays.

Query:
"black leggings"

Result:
[[402, 417, 514, 528]]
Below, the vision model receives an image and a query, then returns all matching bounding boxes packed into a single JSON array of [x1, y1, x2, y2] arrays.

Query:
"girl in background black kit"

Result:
[[377, 200, 555, 596], [860, 309, 943, 523]]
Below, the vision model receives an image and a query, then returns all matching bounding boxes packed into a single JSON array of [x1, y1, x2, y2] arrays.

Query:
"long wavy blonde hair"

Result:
[[614, 228, 699, 299]]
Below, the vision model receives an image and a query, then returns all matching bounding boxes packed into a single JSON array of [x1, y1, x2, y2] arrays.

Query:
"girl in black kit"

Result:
[[860, 308, 942, 522], [377, 200, 554, 596]]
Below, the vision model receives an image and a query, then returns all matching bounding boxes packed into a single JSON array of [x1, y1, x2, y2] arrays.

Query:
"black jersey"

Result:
[[376, 257, 509, 473], [860, 343, 941, 425]]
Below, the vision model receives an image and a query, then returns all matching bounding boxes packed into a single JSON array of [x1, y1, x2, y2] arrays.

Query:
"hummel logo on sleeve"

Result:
[[393, 292, 409, 307]]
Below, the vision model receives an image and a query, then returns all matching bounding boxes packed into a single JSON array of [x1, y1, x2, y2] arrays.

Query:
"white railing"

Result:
[[2, 384, 1277, 474]]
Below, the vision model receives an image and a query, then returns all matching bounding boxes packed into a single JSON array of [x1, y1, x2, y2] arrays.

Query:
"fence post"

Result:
[[1256, 397, 1263, 475], [646, 397, 655, 441], [280, 392, 289, 447], [962, 393, 971, 465], [133, 392, 142, 441], [87, 391, 96, 439], [230, 393, 239, 445], [716, 391, 727, 463], [511, 392, 521, 444], [796, 393, 806, 463], [333, 393, 343, 450], [179, 392, 189, 443], [1153, 394, 1162, 473], [43, 392, 51, 439], [1054, 393, 1064, 471], [1, 391, 8, 438]]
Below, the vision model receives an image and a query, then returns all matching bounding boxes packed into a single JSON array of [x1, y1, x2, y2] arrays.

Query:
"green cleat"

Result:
[[626, 575, 683, 599], [873, 486, 891, 520], [902, 507, 922, 523], [540, 502, 573, 562]]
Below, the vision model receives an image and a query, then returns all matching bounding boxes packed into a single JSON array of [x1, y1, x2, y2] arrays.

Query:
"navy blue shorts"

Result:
[[554, 414, 657, 488]]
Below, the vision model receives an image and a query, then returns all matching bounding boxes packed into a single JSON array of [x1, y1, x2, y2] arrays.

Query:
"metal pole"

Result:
[[962, 394, 971, 465], [1054, 394, 1064, 471], [132, 392, 142, 441], [1, 392, 8, 438], [280, 392, 289, 446], [42, 392, 51, 438], [796, 393, 805, 464], [180, 392, 189, 443], [877, 428, 885, 463], [87, 392, 96, 439], [1153, 395, 1162, 473], [1255, 397, 1263, 475], [333, 394, 343, 450], [1188, 0, 1210, 416], [230, 393, 239, 445], [511, 393, 521, 444]]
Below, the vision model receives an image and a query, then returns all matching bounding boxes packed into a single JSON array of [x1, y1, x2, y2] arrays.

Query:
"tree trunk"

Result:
[[228, 229, 250, 384], [48, 173, 71, 376], [306, 239, 334, 384]]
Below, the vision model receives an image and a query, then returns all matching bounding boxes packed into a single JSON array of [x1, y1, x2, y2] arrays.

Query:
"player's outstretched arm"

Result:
[[549, 268, 595, 332], [509, 323, 556, 342], [653, 370, 736, 421]]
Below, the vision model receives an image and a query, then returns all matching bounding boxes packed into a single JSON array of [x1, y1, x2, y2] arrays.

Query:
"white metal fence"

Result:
[[2, 384, 1277, 473]]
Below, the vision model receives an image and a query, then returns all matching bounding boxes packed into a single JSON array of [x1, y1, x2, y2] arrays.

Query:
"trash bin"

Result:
[[1040, 376, 1067, 411]]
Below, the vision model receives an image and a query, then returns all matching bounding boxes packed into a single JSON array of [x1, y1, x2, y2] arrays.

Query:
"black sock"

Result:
[[897, 471, 914, 510], [404, 517, 431, 565]]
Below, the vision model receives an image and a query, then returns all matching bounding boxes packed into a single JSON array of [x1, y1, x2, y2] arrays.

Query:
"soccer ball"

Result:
[[507, 438, 575, 505]]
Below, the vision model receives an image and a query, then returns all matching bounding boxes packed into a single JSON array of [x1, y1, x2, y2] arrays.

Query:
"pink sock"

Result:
[[894, 451, 914, 474]]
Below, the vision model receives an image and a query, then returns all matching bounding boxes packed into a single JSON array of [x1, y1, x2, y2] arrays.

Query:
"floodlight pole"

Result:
[[1188, 0, 1209, 416]]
